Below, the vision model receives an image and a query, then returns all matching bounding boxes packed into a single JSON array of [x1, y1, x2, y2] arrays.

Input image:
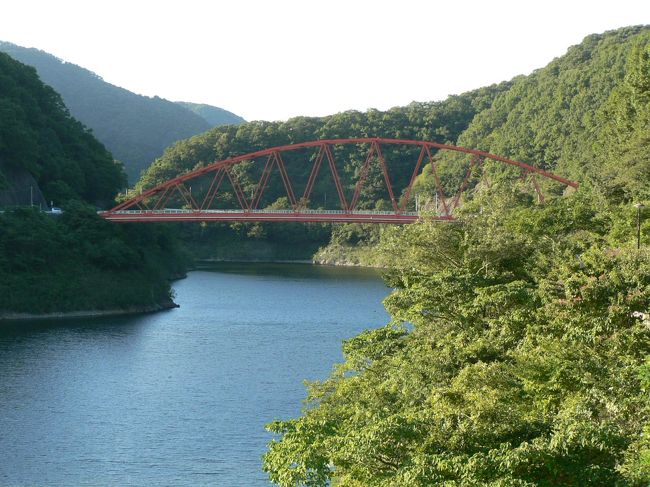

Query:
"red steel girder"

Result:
[[177, 183, 199, 209], [302, 144, 326, 204], [400, 145, 429, 213], [200, 168, 226, 210], [373, 142, 399, 212], [350, 142, 378, 211], [105, 138, 579, 222], [451, 155, 482, 212], [226, 167, 250, 211], [251, 154, 275, 210], [274, 151, 297, 208], [324, 144, 349, 211], [251, 151, 297, 209]]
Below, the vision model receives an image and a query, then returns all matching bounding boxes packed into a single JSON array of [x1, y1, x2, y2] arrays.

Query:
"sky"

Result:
[[2, 0, 650, 122]]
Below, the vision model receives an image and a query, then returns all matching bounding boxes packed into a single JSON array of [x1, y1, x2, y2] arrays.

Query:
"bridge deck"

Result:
[[99, 209, 435, 224]]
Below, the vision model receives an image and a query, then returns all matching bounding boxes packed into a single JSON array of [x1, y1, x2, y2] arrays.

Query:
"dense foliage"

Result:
[[0, 205, 185, 314], [414, 26, 650, 202], [262, 26, 650, 485], [139, 84, 507, 194], [596, 32, 650, 202], [0, 42, 245, 183], [0, 52, 124, 205], [0, 51, 186, 315], [264, 190, 650, 485]]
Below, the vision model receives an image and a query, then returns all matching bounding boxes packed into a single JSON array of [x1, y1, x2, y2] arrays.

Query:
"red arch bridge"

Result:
[[100, 138, 578, 224]]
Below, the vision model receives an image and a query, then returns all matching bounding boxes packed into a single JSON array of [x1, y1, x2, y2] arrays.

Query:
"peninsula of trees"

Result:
[[0, 52, 185, 315]]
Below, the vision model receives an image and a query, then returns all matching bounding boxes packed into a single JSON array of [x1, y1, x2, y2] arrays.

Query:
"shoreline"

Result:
[[0, 300, 178, 322], [194, 258, 314, 266], [0, 259, 379, 323], [193, 258, 384, 268]]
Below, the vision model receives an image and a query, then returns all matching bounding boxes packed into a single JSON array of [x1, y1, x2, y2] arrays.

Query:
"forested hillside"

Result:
[[135, 83, 510, 261], [415, 25, 650, 202], [0, 53, 186, 316], [262, 26, 650, 485], [134, 27, 650, 268], [0, 52, 123, 205], [0, 42, 245, 183], [176, 101, 245, 126], [138, 84, 507, 190]]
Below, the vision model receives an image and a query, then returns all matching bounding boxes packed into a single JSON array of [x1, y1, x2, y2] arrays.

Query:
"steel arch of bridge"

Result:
[[100, 138, 578, 224]]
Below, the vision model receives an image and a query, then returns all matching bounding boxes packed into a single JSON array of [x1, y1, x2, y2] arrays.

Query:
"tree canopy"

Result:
[[0, 52, 124, 205], [264, 188, 650, 486], [0, 204, 186, 314], [0, 52, 186, 315], [262, 26, 650, 486], [415, 26, 650, 203]]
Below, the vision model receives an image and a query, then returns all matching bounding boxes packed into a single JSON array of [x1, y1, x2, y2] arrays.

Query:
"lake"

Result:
[[0, 263, 390, 486]]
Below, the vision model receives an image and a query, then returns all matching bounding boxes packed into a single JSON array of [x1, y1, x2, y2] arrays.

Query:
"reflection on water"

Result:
[[0, 263, 389, 486]]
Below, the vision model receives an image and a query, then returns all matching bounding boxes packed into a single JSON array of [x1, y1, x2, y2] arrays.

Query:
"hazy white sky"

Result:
[[2, 0, 649, 122]]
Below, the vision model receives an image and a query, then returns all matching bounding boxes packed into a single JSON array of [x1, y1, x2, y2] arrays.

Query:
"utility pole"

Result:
[[635, 203, 645, 250]]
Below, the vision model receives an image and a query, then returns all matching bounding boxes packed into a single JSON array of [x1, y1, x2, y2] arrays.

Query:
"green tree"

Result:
[[0, 52, 124, 206], [263, 189, 650, 486], [596, 33, 650, 202]]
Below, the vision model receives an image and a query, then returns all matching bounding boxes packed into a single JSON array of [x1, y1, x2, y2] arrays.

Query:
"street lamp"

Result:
[[634, 203, 645, 250]]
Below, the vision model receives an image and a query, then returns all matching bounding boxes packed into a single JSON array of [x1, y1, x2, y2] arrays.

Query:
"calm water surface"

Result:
[[0, 263, 390, 486]]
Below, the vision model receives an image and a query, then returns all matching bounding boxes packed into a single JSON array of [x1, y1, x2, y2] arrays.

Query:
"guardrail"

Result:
[[105, 209, 420, 216], [97, 208, 444, 224]]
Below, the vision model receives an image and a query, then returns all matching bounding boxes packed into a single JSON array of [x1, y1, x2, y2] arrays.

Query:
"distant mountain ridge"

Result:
[[0, 42, 246, 183], [176, 101, 245, 126]]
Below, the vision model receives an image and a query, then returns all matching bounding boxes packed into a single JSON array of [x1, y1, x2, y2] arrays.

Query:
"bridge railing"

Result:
[[106, 208, 420, 216]]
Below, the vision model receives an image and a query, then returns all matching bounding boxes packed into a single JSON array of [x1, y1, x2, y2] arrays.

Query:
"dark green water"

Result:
[[0, 263, 390, 486]]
